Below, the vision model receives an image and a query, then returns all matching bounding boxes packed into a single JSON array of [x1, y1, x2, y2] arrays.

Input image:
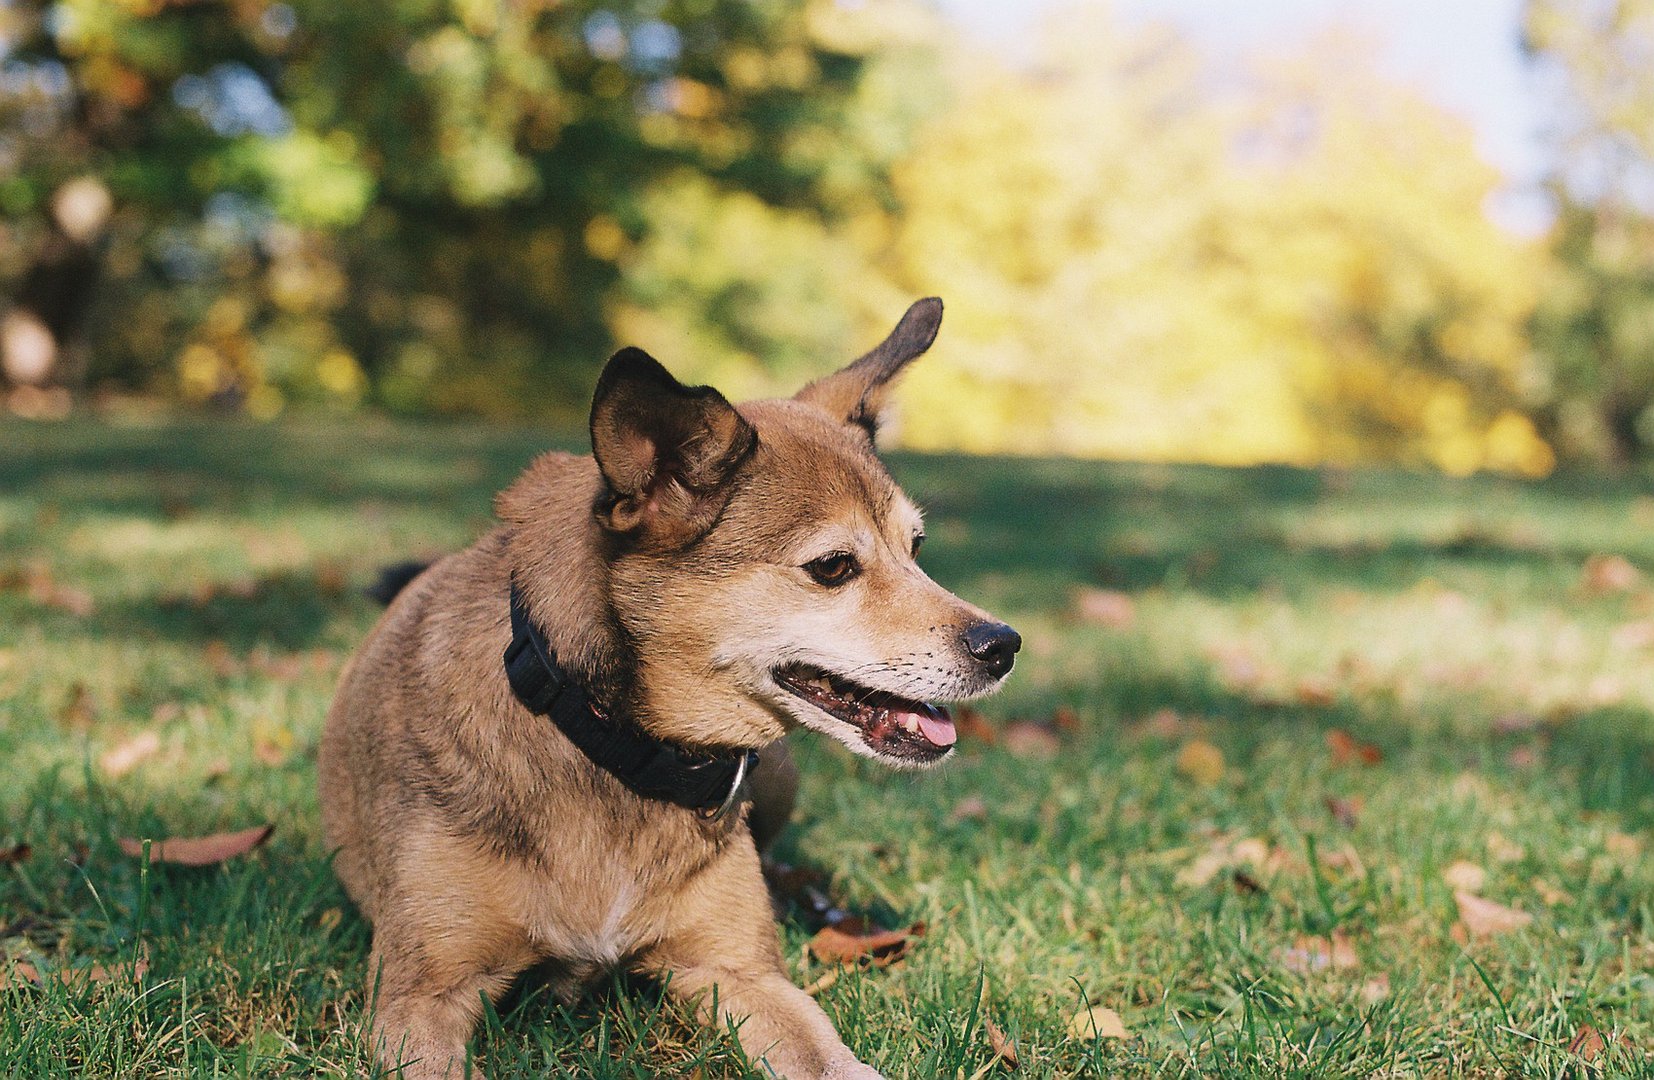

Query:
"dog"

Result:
[[317, 298, 1020, 1079]]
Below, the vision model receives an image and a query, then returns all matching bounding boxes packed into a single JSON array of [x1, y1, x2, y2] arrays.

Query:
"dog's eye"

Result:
[[803, 552, 859, 587], [911, 533, 925, 558]]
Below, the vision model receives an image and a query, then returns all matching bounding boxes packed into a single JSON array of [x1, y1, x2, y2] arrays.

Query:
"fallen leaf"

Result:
[[1605, 831, 1644, 862], [1051, 706, 1080, 733], [5, 953, 147, 988], [983, 1015, 1018, 1069], [1453, 890, 1532, 938], [1567, 1024, 1634, 1061], [118, 824, 274, 866], [1325, 796, 1363, 828], [949, 796, 988, 823], [1175, 739, 1225, 786], [1067, 1004, 1128, 1041], [1569, 1026, 1607, 1061], [59, 682, 95, 728], [1610, 620, 1654, 650], [1485, 832, 1524, 864], [1295, 677, 1336, 707], [807, 920, 923, 968], [953, 706, 997, 745], [314, 562, 349, 596], [1277, 932, 1358, 974], [1134, 708, 1186, 739], [99, 731, 161, 778], [1441, 860, 1487, 893], [1002, 722, 1060, 758], [1073, 588, 1135, 629], [0, 843, 31, 864], [203, 641, 239, 678], [1531, 877, 1571, 906], [1583, 554, 1641, 595], [1326, 729, 1382, 767], [317, 908, 343, 931]]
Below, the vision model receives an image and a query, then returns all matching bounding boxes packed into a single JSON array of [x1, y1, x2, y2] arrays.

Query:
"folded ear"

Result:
[[795, 297, 943, 441], [589, 348, 757, 546]]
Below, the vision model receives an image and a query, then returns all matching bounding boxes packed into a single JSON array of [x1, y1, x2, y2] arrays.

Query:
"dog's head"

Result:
[[588, 298, 1018, 767]]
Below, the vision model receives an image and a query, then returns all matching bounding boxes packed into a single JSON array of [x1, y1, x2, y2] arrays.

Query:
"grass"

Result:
[[2, 412, 1652, 1078]]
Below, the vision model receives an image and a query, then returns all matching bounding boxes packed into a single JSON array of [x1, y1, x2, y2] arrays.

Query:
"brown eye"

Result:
[[911, 533, 925, 558], [804, 552, 859, 587]]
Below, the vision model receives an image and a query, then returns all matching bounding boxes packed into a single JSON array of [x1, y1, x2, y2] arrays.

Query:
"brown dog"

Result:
[[318, 298, 1019, 1079]]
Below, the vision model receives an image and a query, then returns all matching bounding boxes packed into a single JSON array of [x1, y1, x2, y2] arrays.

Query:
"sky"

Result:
[[931, 0, 1552, 234]]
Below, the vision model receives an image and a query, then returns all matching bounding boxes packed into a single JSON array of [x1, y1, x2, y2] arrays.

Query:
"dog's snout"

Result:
[[962, 621, 1020, 678]]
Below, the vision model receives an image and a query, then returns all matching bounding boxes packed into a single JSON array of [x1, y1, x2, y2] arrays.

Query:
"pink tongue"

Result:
[[911, 707, 957, 748]]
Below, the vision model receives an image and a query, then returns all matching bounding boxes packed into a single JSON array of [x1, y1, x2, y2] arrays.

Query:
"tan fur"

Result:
[[318, 300, 1013, 1078]]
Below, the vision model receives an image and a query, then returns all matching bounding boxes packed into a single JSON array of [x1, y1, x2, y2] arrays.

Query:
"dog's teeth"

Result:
[[898, 713, 920, 734]]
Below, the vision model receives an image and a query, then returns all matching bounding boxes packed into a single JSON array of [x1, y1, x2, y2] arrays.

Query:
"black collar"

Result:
[[502, 580, 757, 819]]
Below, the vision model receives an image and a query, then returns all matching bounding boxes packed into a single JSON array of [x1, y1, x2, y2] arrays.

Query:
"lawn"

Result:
[[2, 414, 1652, 1078]]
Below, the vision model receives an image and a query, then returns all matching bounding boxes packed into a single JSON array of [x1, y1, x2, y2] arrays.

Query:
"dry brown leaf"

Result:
[[99, 731, 161, 778], [1583, 554, 1641, 595], [983, 1015, 1018, 1069], [1567, 1024, 1633, 1061], [1175, 739, 1225, 785], [1360, 973, 1391, 1005], [1531, 877, 1571, 906], [1485, 832, 1524, 864], [1441, 860, 1487, 894], [1073, 588, 1136, 629], [314, 562, 349, 596], [0, 843, 31, 865], [1605, 831, 1644, 862], [807, 920, 923, 968], [1277, 932, 1358, 974], [1454, 889, 1532, 938], [1134, 708, 1186, 739], [59, 682, 95, 728], [953, 706, 996, 745], [1325, 729, 1383, 767], [118, 824, 274, 866], [1051, 705, 1080, 733], [1325, 796, 1363, 828], [5, 954, 147, 988], [1002, 722, 1060, 758], [1295, 677, 1336, 707], [1067, 1004, 1128, 1041]]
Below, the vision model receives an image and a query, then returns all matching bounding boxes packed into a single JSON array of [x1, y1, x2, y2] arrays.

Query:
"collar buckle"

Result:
[[699, 749, 756, 823]]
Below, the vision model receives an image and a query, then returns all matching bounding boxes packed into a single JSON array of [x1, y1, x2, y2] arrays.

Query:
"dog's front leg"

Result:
[[640, 839, 882, 1080]]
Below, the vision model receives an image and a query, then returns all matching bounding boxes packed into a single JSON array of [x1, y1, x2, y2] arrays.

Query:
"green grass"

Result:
[[3, 414, 1652, 1077]]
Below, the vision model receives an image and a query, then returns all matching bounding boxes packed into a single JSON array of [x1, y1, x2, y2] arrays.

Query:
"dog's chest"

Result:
[[531, 877, 640, 972]]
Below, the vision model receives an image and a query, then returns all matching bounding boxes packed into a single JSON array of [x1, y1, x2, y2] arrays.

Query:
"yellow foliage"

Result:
[[874, 18, 1549, 474]]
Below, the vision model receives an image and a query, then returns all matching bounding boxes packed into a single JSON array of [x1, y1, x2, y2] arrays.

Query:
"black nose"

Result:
[[962, 621, 1021, 678]]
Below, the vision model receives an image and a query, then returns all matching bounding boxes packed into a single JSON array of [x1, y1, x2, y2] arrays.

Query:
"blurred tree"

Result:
[[881, 15, 1550, 474], [0, 0, 934, 419], [1523, 0, 1654, 463]]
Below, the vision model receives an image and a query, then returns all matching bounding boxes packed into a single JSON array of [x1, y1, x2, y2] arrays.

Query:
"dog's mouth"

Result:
[[774, 663, 956, 764]]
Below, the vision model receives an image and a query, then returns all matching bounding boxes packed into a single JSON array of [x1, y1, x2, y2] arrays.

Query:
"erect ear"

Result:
[[588, 347, 757, 546], [794, 297, 943, 441]]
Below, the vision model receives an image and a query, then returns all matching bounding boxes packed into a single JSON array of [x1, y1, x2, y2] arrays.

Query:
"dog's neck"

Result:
[[496, 452, 637, 712]]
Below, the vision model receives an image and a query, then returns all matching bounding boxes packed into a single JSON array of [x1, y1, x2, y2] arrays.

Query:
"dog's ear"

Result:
[[589, 347, 757, 545], [795, 297, 943, 441]]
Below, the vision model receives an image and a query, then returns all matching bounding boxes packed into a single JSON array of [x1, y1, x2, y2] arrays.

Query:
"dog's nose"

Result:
[[962, 621, 1021, 678]]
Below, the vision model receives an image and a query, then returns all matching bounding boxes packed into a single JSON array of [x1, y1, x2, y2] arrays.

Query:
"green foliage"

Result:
[[1524, 0, 1654, 462]]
